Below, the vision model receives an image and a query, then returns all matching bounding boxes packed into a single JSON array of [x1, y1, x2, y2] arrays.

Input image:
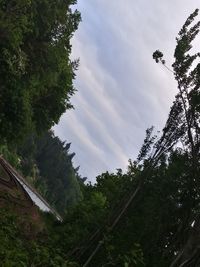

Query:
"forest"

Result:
[[0, 1, 200, 267]]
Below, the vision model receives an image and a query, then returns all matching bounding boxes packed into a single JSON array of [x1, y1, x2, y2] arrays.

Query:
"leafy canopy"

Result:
[[0, 0, 81, 144]]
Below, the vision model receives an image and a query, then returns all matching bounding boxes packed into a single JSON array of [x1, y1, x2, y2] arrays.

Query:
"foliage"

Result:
[[153, 9, 200, 265], [0, 143, 20, 168], [0, 208, 72, 267], [0, 0, 81, 144], [17, 131, 83, 215]]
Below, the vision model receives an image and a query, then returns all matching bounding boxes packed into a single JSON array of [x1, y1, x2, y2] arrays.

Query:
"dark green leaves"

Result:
[[0, 0, 81, 144], [152, 50, 165, 64]]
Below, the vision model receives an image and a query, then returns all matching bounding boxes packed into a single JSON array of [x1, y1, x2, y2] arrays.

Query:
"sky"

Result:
[[54, 0, 199, 182]]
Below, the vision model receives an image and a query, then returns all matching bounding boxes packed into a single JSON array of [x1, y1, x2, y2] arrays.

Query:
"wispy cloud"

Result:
[[54, 0, 200, 181]]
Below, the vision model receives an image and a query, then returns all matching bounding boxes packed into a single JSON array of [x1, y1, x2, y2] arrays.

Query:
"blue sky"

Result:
[[54, 0, 199, 182]]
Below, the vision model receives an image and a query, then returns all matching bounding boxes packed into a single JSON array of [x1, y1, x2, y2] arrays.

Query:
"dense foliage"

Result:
[[0, 0, 81, 144], [18, 131, 83, 215], [0, 208, 77, 267]]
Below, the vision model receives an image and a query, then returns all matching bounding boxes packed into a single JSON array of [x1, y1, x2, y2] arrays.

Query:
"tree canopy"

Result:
[[17, 131, 83, 215], [0, 0, 81, 144]]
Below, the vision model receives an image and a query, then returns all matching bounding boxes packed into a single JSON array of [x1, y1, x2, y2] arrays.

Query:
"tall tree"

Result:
[[153, 9, 200, 266], [18, 131, 83, 215], [0, 0, 81, 144]]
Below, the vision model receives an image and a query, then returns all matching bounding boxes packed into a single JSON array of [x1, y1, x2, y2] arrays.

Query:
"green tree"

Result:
[[18, 131, 83, 215], [0, 0, 81, 144], [153, 9, 200, 266]]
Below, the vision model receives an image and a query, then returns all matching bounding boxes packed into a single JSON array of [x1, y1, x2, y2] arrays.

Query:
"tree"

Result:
[[153, 9, 200, 161], [0, 0, 81, 144], [153, 9, 200, 266], [17, 131, 83, 215]]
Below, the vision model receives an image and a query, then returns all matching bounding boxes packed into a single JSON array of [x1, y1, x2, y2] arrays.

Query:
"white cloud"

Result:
[[54, 0, 200, 181]]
